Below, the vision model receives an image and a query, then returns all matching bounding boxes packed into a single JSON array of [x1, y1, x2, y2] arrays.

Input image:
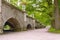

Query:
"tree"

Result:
[[54, 0, 60, 29]]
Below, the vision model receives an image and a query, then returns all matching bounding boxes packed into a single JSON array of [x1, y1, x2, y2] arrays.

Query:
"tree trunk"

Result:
[[54, 0, 60, 29]]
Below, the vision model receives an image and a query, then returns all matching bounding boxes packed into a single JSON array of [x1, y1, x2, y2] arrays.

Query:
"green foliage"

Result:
[[4, 25, 11, 30], [49, 27, 60, 33], [25, 0, 53, 25], [58, 0, 60, 13], [10, 0, 18, 6]]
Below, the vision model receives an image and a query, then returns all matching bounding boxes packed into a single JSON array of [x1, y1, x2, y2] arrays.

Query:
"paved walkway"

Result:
[[0, 28, 60, 40]]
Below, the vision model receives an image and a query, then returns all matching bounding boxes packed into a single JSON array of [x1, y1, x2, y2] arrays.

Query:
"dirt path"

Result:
[[0, 28, 60, 40]]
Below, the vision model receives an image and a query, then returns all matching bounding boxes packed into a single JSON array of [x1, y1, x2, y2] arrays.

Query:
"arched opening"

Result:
[[27, 24, 32, 30], [3, 18, 20, 33]]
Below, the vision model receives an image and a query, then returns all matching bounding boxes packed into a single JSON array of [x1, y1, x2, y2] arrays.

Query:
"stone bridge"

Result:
[[0, 0, 35, 33]]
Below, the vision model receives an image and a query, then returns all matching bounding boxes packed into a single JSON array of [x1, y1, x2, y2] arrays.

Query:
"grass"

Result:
[[48, 27, 60, 33], [4, 25, 11, 30]]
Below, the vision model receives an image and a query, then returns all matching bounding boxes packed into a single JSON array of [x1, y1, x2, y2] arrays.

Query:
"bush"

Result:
[[48, 27, 60, 33]]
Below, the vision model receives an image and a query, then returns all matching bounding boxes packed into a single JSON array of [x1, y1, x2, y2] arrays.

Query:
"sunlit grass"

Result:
[[4, 25, 11, 30]]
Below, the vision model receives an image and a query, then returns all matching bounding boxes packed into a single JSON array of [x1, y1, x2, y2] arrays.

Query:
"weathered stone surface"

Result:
[[0, 0, 35, 33], [0, 0, 2, 12], [26, 15, 35, 29]]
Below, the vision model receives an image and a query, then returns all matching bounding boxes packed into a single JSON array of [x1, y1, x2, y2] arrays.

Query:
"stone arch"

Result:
[[3, 18, 21, 32], [27, 24, 32, 30]]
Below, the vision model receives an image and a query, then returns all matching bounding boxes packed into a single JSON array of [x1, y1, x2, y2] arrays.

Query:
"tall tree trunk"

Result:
[[54, 0, 60, 29]]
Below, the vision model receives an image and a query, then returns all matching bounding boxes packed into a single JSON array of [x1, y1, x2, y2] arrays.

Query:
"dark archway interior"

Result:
[[3, 18, 20, 33], [3, 21, 15, 32], [27, 24, 32, 29]]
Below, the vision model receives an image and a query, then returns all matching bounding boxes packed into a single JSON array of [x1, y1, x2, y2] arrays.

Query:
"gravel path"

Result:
[[0, 28, 60, 40]]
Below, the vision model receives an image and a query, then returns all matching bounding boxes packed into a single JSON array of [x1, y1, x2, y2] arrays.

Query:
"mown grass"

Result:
[[48, 27, 60, 33]]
